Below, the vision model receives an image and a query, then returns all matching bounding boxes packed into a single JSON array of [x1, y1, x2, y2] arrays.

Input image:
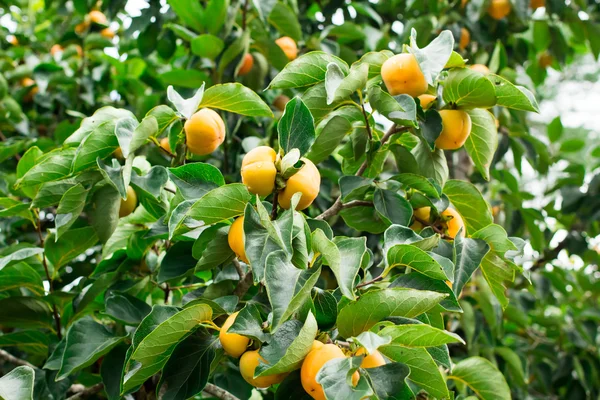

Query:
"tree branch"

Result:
[[203, 383, 241, 400], [530, 237, 569, 271], [356, 274, 384, 288], [66, 383, 104, 400], [36, 216, 62, 340], [232, 258, 245, 280], [234, 270, 254, 298], [0, 349, 35, 368], [315, 200, 372, 220]]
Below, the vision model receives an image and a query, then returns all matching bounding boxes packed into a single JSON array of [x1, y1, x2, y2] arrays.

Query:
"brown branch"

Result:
[[164, 186, 176, 194], [315, 199, 373, 220], [232, 258, 245, 280], [158, 144, 176, 158], [413, 216, 453, 240], [234, 271, 254, 298], [360, 100, 373, 141], [271, 190, 279, 220], [66, 383, 104, 400], [36, 217, 62, 340], [356, 274, 384, 288], [0, 349, 35, 368], [530, 237, 569, 271], [203, 383, 241, 400], [241, 0, 249, 30]]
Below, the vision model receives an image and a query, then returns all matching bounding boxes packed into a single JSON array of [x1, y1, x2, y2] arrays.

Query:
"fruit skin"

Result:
[[469, 64, 490, 74], [119, 186, 137, 217], [88, 10, 108, 25], [273, 95, 290, 112], [539, 52, 553, 68], [240, 350, 286, 388], [412, 206, 465, 239], [459, 28, 470, 50], [51, 44, 63, 56], [184, 108, 226, 156], [301, 344, 359, 400], [75, 22, 88, 35], [356, 348, 386, 368], [160, 137, 171, 153], [530, 0, 545, 8], [241, 146, 277, 197], [418, 94, 436, 110], [435, 110, 472, 150], [279, 158, 320, 211], [488, 0, 511, 19], [238, 53, 254, 76], [381, 53, 428, 97], [219, 312, 250, 358], [228, 217, 249, 263], [20, 78, 38, 102], [100, 28, 115, 39], [310, 340, 324, 352], [275, 36, 298, 60]]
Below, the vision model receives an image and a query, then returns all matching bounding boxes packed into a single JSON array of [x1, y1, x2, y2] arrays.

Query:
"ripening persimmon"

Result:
[[20, 77, 38, 102], [301, 344, 359, 400], [418, 94, 436, 110], [411, 206, 465, 239], [240, 350, 287, 388], [160, 137, 171, 153], [539, 52, 553, 68], [469, 64, 490, 75], [88, 10, 108, 25], [241, 146, 277, 197], [435, 110, 472, 150], [50, 44, 63, 56], [275, 36, 298, 60], [488, 0, 511, 20], [75, 22, 88, 35], [228, 217, 248, 263], [530, 0, 545, 8], [184, 108, 226, 156], [355, 348, 386, 368], [273, 95, 290, 112], [238, 53, 254, 76], [278, 158, 320, 211], [218, 312, 250, 358], [100, 28, 115, 39], [381, 53, 428, 98], [459, 28, 470, 50], [119, 186, 137, 217]]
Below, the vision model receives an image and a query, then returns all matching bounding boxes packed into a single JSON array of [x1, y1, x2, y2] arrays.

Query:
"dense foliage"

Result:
[[0, 1, 599, 399]]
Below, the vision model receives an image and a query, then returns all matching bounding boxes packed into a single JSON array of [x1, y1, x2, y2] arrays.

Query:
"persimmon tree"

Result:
[[0, 1, 599, 400]]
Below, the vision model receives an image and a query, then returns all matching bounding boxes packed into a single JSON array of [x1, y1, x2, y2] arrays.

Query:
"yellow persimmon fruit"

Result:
[[469, 64, 490, 75], [412, 207, 465, 239], [160, 137, 171, 153], [435, 110, 472, 150], [241, 146, 277, 197], [273, 95, 290, 112], [310, 340, 324, 352], [276, 36, 298, 61], [50, 44, 63, 56], [381, 53, 428, 98], [8, 36, 18, 46], [88, 10, 108, 25], [488, 0, 511, 19], [238, 53, 254, 76], [301, 344, 359, 400], [228, 216, 248, 263], [279, 158, 320, 211], [21, 78, 38, 102], [75, 22, 88, 35], [219, 312, 250, 358], [461, 0, 469, 8], [531, 0, 545, 8], [184, 108, 226, 156], [418, 94, 436, 110], [240, 350, 287, 388], [119, 186, 137, 217], [100, 28, 115, 39], [459, 28, 470, 50], [539, 52, 553, 68], [355, 348, 386, 369]]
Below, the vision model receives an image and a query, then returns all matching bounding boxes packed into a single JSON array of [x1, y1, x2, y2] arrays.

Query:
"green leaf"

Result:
[[479, 252, 516, 308], [488, 74, 539, 112], [268, 51, 349, 90], [364, 363, 411, 400], [412, 140, 449, 187], [191, 34, 225, 59], [336, 288, 446, 338], [0, 247, 43, 270], [90, 184, 121, 243], [391, 173, 440, 198], [46, 226, 98, 269], [71, 118, 123, 172], [379, 345, 449, 399], [409, 29, 454, 86], [278, 97, 316, 156], [268, 2, 302, 41], [15, 148, 76, 188], [200, 83, 273, 118], [443, 179, 493, 233], [495, 347, 527, 386], [100, 345, 128, 400], [0, 330, 49, 355], [464, 109, 498, 181], [264, 250, 321, 330], [195, 226, 235, 271], [229, 304, 270, 342], [386, 244, 448, 280], [374, 188, 413, 226], [167, 84, 205, 120], [340, 205, 390, 234], [368, 86, 417, 127], [129, 115, 159, 155], [158, 328, 219, 400], [547, 116, 563, 143], [0, 262, 44, 296], [305, 115, 353, 164], [256, 312, 317, 377], [57, 317, 127, 380], [158, 241, 197, 283], [316, 357, 374, 400], [168, 163, 224, 200], [105, 293, 152, 325], [448, 357, 511, 400], [471, 224, 517, 255], [65, 107, 136, 146], [391, 272, 461, 312], [122, 304, 213, 393], [350, 331, 392, 354], [97, 158, 132, 199], [0, 366, 35, 400], [453, 235, 490, 297], [55, 184, 88, 240], [167, 0, 204, 31], [325, 62, 368, 104], [162, 70, 209, 89], [379, 324, 464, 347], [0, 297, 52, 329], [310, 288, 337, 330], [442, 68, 496, 109]]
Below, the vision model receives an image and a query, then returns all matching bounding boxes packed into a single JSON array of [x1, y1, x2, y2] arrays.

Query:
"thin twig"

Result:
[[241, 0, 249, 30], [413, 216, 453, 240], [234, 271, 254, 298], [232, 258, 245, 280], [315, 199, 373, 220], [356, 274, 384, 288], [164, 186, 176, 195], [66, 383, 104, 400], [203, 383, 241, 400], [271, 190, 279, 220], [36, 217, 62, 340], [158, 144, 176, 158], [359, 94, 373, 141], [0, 349, 35, 368]]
